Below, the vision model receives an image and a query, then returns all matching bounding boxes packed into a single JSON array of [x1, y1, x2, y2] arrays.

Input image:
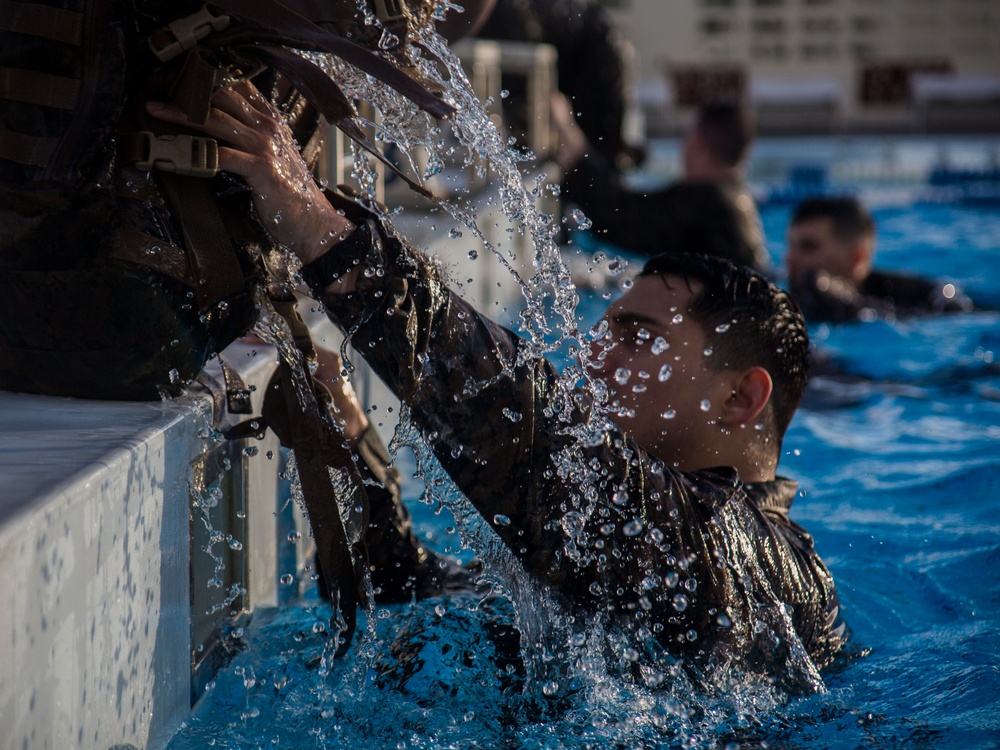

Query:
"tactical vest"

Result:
[[0, 0, 453, 653], [0, 0, 448, 399]]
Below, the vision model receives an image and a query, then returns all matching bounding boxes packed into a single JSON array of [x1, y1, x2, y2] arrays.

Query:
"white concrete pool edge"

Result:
[[0, 343, 289, 750]]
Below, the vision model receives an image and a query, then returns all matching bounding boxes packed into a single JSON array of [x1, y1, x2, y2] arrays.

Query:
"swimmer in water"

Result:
[[786, 195, 976, 322], [149, 84, 846, 692]]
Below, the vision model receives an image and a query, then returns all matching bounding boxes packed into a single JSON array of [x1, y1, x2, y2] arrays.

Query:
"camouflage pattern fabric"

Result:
[[316, 219, 848, 691]]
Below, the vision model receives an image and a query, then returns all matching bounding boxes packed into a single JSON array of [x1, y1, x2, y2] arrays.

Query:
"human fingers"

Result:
[[229, 79, 283, 121], [145, 99, 261, 153]]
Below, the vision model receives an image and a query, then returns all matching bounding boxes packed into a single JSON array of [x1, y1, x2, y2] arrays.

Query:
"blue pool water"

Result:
[[168, 146, 1000, 749]]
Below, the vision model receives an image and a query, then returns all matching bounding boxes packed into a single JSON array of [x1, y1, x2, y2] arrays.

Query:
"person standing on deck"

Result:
[[553, 97, 771, 274], [148, 85, 846, 691]]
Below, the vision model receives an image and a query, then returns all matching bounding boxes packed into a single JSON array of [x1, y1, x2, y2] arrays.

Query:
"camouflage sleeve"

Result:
[[315, 220, 756, 658]]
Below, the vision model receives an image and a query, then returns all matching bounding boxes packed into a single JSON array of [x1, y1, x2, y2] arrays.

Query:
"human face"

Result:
[[785, 216, 856, 282], [587, 274, 734, 466]]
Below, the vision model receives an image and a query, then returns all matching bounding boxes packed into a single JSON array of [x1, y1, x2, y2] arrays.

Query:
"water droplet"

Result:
[[623, 519, 643, 537], [672, 593, 689, 612], [700, 399, 711, 412], [600, 523, 615, 535], [661, 409, 676, 420], [168, 368, 181, 385], [493, 514, 511, 527], [665, 571, 679, 588], [287, 531, 301, 543], [280, 573, 294, 585], [468, 249, 478, 260], [672, 313, 684, 324], [542, 680, 560, 697], [589, 581, 603, 596], [623, 647, 640, 662], [228, 539, 243, 551], [658, 364, 672, 382], [502, 407, 522, 422], [449, 228, 463, 238], [716, 613, 732, 628], [500, 88, 510, 99], [686, 629, 698, 641], [312, 621, 325, 634], [703, 347, 713, 357], [715, 322, 731, 333], [242, 445, 259, 458], [652, 336, 669, 354], [614, 367, 631, 385], [570, 208, 592, 230]]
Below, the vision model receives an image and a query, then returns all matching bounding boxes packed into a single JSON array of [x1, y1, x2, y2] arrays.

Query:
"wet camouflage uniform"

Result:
[[791, 267, 975, 323], [303, 219, 847, 690]]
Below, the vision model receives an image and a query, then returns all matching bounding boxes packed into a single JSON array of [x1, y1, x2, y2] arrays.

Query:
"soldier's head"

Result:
[[786, 196, 876, 285], [589, 254, 809, 481], [683, 102, 756, 180]]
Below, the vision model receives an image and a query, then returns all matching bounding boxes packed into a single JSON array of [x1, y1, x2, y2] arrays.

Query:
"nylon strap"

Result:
[[0, 1, 83, 45], [0, 66, 80, 110], [110, 228, 197, 288], [258, 293, 371, 656], [156, 171, 247, 309], [0, 129, 58, 167], [206, 0, 455, 119]]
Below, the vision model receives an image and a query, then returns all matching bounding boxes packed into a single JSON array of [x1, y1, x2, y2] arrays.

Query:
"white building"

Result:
[[604, 0, 1000, 133]]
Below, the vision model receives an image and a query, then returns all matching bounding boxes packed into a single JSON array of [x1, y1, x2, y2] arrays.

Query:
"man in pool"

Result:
[[148, 86, 846, 691], [786, 195, 975, 322]]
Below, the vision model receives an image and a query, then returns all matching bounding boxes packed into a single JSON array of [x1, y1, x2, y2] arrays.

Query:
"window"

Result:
[[753, 18, 786, 33], [800, 42, 838, 59], [802, 17, 839, 33], [701, 17, 736, 35]]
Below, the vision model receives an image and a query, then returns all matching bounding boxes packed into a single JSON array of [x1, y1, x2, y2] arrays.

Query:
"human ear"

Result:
[[719, 367, 772, 427]]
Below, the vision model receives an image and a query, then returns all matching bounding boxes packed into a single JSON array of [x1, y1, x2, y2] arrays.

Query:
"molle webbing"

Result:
[[0, 66, 80, 110], [0, 1, 83, 45], [0, 0, 124, 182]]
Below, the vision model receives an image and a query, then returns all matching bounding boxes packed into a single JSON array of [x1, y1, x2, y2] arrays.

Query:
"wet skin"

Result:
[[589, 274, 748, 472], [785, 216, 868, 284]]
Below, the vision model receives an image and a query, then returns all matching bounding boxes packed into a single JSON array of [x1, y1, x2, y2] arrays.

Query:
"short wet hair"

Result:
[[695, 102, 755, 168], [640, 253, 809, 445], [791, 196, 875, 245]]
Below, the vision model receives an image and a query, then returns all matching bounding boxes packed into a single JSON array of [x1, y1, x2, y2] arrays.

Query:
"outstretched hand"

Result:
[[146, 80, 354, 264]]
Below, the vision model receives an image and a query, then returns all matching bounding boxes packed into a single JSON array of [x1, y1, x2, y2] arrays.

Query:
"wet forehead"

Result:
[[606, 273, 704, 327]]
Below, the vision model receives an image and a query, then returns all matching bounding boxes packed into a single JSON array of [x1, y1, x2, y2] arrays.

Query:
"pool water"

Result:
[[167, 165, 1000, 749]]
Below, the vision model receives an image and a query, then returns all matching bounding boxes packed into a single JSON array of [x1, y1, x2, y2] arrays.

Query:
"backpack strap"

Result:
[[256, 291, 371, 655]]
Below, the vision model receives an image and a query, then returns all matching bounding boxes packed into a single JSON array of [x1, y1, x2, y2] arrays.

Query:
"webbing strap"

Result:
[[257, 295, 370, 656], [157, 172, 247, 309], [111, 227, 197, 288], [0, 129, 58, 167], [0, 1, 83, 45], [0, 66, 80, 110], [206, 0, 454, 119]]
